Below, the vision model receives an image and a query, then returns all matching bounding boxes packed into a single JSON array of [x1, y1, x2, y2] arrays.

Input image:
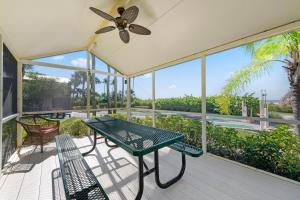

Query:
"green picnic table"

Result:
[[82, 117, 202, 200]]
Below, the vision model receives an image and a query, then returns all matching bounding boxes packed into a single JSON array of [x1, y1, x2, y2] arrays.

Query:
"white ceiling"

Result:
[[1, 0, 300, 76]]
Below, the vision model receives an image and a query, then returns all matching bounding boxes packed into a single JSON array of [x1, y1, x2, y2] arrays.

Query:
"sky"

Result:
[[133, 47, 289, 100], [33, 46, 290, 101]]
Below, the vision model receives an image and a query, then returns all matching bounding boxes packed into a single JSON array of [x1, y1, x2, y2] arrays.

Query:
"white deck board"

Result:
[[1, 136, 300, 200]]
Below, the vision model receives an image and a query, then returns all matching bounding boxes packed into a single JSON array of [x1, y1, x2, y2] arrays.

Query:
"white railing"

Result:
[[22, 107, 126, 115], [131, 107, 300, 125], [2, 113, 19, 124]]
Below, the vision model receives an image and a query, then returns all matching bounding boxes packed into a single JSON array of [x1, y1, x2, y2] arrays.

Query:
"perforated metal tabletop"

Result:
[[83, 118, 184, 156]]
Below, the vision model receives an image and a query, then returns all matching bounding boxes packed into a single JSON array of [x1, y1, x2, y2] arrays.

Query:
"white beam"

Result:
[[201, 56, 207, 154], [20, 60, 125, 78], [21, 60, 87, 71], [86, 51, 91, 119], [93, 69, 125, 78], [0, 33, 3, 169], [152, 72, 156, 127], [19, 48, 85, 60], [17, 62, 23, 146], [126, 77, 131, 121]]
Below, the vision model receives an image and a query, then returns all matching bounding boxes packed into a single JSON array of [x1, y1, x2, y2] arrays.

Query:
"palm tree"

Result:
[[70, 71, 87, 105], [22, 64, 33, 77], [222, 30, 300, 134], [70, 72, 81, 98]]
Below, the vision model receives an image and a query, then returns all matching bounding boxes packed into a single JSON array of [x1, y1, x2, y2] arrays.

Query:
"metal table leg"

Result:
[[135, 156, 144, 200], [154, 150, 186, 189], [82, 130, 97, 156], [104, 138, 118, 148]]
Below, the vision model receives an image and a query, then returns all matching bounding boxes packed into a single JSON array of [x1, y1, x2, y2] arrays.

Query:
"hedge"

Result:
[[132, 94, 260, 116]]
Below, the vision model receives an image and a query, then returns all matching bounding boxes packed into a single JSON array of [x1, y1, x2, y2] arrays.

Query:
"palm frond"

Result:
[[222, 60, 273, 95], [244, 43, 256, 57], [228, 33, 293, 95], [243, 34, 289, 59]]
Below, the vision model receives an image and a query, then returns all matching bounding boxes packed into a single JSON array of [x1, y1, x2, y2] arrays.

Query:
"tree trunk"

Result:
[[291, 85, 300, 134], [91, 54, 96, 116]]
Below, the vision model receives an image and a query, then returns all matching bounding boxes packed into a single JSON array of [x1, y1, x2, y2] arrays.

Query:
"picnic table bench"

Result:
[[55, 134, 109, 200]]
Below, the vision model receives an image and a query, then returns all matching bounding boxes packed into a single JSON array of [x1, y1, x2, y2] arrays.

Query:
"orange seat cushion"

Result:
[[40, 126, 59, 135]]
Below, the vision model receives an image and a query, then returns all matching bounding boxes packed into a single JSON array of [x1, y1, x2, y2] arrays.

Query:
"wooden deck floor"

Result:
[[1, 136, 300, 200]]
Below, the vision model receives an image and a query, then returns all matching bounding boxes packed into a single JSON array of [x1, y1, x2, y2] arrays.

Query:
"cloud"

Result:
[[169, 84, 176, 89], [52, 55, 64, 60], [71, 58, 87, 67], [143, 73, 151, 79]]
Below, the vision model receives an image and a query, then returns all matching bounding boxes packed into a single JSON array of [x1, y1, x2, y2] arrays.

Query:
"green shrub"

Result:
[[60, 117, 89, 136], [105, 113, 128, 120], [241, 134, 282, 173], [155, 115, 202, 146], [132, 94, 259, 116], [269, 103, 293, 113], [155, 96, 201, 112], [217, 94, 259, 116], [268, 111, 283, 119], [269, 125, 300, 180], [207, 125, 242, 159]]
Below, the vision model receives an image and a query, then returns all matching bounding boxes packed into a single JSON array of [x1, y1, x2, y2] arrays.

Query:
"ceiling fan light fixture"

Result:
[[90, 6, 151, 44]]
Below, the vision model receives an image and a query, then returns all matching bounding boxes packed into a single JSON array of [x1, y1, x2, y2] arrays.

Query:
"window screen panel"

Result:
[[1, 119, 17, 169], [3, 44, 17, 117], [23, 66, 87, 112]]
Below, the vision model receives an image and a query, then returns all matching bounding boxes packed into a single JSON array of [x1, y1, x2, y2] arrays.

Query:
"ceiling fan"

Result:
[[90, 6, 151, 44]]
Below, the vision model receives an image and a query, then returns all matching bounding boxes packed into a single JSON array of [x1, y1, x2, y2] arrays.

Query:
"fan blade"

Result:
[[122, 6, 139, 23], [119, 30, 130, 43], [90, 7, 115, 21], [95, 26, 116, 34], [129, 24, 151, 35]]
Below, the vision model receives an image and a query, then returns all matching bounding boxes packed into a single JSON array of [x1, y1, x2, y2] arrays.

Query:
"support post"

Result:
[[91, 54, 96, 116], [86, 51, 91, 119], [152, 72, 156, 127], [126, 77, 131, 121], [0, 34, 3, 169], [114, 70, 117, 114], [201, 56, 207, 154], [17, 62, 23, 146]]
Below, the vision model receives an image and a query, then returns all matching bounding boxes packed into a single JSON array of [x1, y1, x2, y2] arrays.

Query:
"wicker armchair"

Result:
[[16, 115, 60, 153]]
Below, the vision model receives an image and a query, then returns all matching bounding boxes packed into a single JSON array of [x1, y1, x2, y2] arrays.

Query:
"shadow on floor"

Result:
[[51, 168, 65, 200], [2, 146, 57, 175]]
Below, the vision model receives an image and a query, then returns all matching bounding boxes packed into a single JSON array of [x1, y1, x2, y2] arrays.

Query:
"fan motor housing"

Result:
[[115, 17, 127, 30]]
